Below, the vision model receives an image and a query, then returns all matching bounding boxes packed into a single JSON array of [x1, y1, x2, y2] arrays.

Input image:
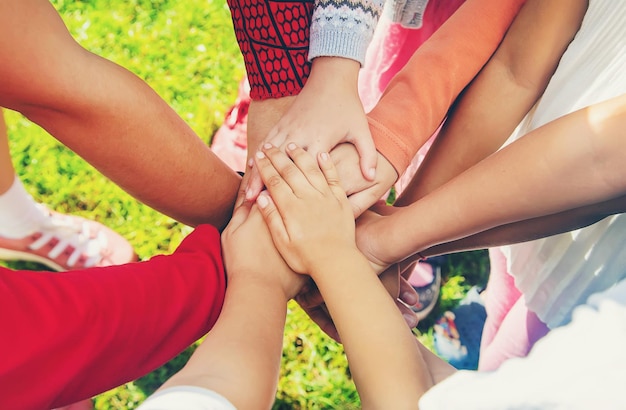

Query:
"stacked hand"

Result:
[[251, 143, 419, 340]]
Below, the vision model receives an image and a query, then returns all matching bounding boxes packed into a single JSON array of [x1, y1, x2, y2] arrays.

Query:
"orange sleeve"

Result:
[[369, 0, 527, 175]]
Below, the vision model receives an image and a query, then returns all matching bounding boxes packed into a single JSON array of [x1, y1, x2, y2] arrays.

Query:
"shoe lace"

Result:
[[29, 206, 107, 268]]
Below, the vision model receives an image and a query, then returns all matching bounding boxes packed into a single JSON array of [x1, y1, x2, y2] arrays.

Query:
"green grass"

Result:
[[4, 1, 489, 408]]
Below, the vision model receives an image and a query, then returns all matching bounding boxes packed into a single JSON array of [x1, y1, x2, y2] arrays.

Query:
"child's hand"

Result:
[[254, 143, 355, 275], [327, 143, 398, 216], [243, 57, 377, 203], [265, 57, 376, 178], [221, 201, 306, 300]]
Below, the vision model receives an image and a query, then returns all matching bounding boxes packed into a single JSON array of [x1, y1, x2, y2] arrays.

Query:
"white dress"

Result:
[[500, 0, 626, 329]]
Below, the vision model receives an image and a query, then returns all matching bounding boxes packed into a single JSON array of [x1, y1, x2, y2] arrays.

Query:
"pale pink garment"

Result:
[[478, 248, 549, 371]]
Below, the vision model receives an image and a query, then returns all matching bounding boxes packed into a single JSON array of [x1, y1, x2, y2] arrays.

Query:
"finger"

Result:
[[228, 198, 253, 231], [379, 264, 400, 298], [396, 300, 419, 329], [265, 127, 289, 148], [235, 170, 251, 208], [261, 143, 315, 198], [243, 158, 265, 203], [285, 143, 331, 194], [399, 276, 418, 307], [317, 150, 349, 204], [347, 186, 389, 218], [254, 147, 296, 212], [256, 191, 289, 246], [349, 129, 378, 181], [298, 301, 341, 342]]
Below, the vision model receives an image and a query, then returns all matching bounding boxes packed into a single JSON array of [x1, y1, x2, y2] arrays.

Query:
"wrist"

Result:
[[227, 272, 291, 303], [309, 247, 371, 283], [309, 57, 360, 84]]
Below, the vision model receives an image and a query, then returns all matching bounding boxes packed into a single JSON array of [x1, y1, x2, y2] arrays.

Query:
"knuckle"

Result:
[[266, 174, 282, 187]]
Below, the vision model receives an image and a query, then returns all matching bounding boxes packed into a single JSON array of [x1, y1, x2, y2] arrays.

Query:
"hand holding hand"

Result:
[[243, 57, 378, 202], [329, 143, 399, 217]]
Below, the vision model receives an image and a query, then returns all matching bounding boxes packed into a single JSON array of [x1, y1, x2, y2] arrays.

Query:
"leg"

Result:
[[0, 111, 135, 271]]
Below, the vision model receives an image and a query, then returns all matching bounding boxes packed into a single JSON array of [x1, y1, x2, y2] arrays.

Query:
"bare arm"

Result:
[[0, 0, 240, 228], [254, 144, 434, 407], [368, 0, 527, 176], [396, 0, 588, 205], [358, 93, 626, 269], [150, 205, 305, 409], [422, 194, 626, 258]]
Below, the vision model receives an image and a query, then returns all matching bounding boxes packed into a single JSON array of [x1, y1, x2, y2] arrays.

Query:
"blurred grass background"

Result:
[[3, 1, 488, 408]]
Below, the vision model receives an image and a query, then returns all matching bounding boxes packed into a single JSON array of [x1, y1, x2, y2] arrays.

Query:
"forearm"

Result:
[[21, 55, 240, 228], [312, 250, 431, 407], [161, 276, 289, 410], [382, 94, 626, 262], [369, 0, 526, 175], [0, 0, 239, 228], [423, 194, 626, 258], [396, 0, 586, 205]]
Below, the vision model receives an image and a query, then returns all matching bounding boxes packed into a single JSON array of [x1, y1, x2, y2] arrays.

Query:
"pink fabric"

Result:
[[478, 248, 550, 371], [358, 0, 467, 112], [358, 1, 465, 196]]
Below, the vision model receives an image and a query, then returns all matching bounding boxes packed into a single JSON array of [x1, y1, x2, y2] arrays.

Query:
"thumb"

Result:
[[349, 128, 378, 181], [227, 200, 252, 232], [318, 151, 348, 203], [256, 191, 288, 247], [243, 165, 265, 203]]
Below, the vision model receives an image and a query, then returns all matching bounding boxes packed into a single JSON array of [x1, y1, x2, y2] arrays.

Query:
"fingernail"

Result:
[[402, 291, 417, 305], [257, 194, 269, 208], [368, 167, 376, 179], [320, 152, 329, 161], [245, 189, 253, 200], [247, 158, 254, 168], [287, 142, 297, 151], [263, 143, 273, 149], [256, 151, 265, 159]]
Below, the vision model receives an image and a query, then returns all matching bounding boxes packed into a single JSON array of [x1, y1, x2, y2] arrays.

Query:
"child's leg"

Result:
[[0, 225, 226, 410], [0, 112, 136, 271]]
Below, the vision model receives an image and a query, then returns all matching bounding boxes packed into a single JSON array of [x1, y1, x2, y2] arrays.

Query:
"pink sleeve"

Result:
[[369, 0, 527, 175], [0, 225, 226, 409]]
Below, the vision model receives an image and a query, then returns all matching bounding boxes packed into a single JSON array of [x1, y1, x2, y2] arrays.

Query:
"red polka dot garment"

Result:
[[228, 0, 314, 100]]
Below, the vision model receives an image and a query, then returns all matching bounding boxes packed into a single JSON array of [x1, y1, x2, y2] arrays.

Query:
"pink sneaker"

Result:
[[0, 205, 137, 271]]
